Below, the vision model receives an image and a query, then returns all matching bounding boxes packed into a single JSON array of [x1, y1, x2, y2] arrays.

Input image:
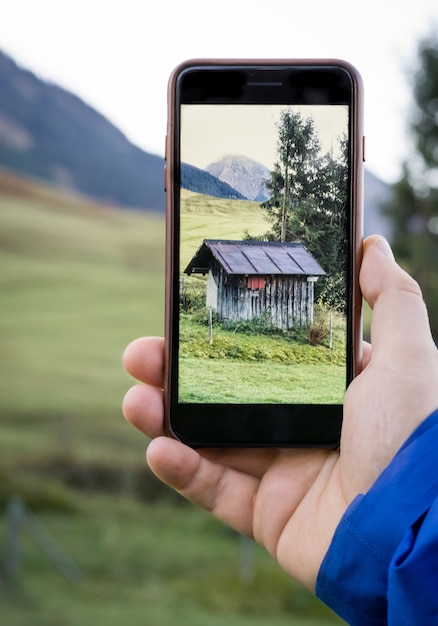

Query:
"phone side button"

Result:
[[164, 164, 167, 192], [362, 136, 366, 162]]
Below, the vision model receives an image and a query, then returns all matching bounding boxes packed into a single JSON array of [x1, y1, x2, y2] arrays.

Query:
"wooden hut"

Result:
[[184, 239, 326, 329]]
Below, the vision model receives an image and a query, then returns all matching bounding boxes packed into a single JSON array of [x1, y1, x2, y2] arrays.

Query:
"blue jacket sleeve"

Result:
[[315, 409, 438, 625]]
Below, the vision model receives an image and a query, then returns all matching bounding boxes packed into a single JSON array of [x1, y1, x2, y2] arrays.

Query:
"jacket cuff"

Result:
[[316, 409, 438, 625]]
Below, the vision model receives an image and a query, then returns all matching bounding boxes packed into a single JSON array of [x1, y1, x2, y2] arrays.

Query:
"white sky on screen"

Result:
[[181, 105, 348, 170]]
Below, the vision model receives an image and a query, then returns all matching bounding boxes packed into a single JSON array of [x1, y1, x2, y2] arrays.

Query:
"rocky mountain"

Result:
[[206, 154, 270, 201], [0, 50, 165, 211]]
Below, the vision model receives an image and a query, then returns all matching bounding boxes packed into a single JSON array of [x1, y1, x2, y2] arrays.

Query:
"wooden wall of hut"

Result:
[[210, 267, 315, 329]]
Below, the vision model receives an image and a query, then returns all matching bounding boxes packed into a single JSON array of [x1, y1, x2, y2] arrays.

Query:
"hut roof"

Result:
[[185, 240, 326, 277]]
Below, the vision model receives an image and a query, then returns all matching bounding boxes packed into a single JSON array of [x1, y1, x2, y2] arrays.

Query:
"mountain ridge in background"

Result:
[[181, 161, 246, 200], [0, 48, 393, 237], [0, 50, 165, 211]]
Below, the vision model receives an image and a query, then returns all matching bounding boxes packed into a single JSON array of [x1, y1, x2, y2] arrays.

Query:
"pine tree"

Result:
[[262, 108, 348, 310], [263, 109, 321, 242]]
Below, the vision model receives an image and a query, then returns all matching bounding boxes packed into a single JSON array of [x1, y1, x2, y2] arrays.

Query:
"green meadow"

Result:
[[0, 173, 165, 463], [0, 175, 343, 625], [180, 188, 269, 266], [179, 189, 347, 404], [179, 313, 346, 404]]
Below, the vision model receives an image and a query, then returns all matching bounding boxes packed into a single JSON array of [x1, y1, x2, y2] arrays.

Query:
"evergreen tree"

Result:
[[262, 108, 348, 310], [263, 109, 321, 242], [310, 137, 349, 310], [384, 35, 438, 338]]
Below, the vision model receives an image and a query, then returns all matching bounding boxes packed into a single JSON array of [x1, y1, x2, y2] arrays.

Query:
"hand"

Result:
[[123, 235, 438, 590]]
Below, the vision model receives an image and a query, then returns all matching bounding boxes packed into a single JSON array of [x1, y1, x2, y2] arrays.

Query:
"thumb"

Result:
[[341, 236, 438, 492], [360, 235, 435, 365]]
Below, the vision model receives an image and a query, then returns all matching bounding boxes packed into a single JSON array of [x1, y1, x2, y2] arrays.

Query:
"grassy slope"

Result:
[[180, 188, 269, 268], [0, 171, 165, 462], [0, 176, 343, 625], [180, 189, 270, 297]]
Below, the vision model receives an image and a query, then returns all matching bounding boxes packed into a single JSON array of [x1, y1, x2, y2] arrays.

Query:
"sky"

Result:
[[181, 105, 348, 170], [1, 0, 437, 184]]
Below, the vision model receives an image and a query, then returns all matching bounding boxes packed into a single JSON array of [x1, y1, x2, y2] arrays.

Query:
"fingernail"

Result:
[[375, 237, 394, 259]]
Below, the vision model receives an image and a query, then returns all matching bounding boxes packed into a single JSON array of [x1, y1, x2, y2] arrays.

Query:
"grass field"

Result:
[[0, 171, 165, 463], [178, 189, 347, 404], [180, 188, 269, 268], [180, 357, 345, 403], [178, 313, 347, 404], [0, 494, 342, 626], [0, 173, 344, 624]]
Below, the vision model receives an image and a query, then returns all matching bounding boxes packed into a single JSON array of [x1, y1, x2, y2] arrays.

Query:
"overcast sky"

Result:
[[181, 105, 348, 170], [1, 0, 437, 183]]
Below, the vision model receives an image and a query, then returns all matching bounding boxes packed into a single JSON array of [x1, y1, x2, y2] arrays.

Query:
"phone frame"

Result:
[[164, 59, 363, 448]]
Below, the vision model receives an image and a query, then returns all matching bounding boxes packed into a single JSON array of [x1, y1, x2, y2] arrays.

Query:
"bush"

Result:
[[222, 310, 285, 337], [179, 278, 206, 313]]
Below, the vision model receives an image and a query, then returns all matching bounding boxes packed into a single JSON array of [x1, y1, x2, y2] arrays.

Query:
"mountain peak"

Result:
[[206, 154, 270, 201]]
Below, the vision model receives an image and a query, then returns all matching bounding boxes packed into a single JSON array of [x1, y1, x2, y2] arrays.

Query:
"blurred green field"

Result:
[[0, 173, 344, 624], [0, 172, 165, 463], [0, 494, 342, 626]]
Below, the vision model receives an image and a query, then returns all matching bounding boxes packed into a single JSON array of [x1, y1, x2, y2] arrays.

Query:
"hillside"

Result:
[[0, 171, 344, 626], [0, 50, 165, 211], [179, 188, 268, 269], [181, 161, 246, 199], [0, 170, 165, 462], [0, 48, 394, 233]]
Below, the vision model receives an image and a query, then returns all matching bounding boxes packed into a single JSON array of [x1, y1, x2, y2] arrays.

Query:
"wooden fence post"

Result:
[[2, 496, 83, 584], [2, 496, 25, 579], [209, 307, 213, 345], [239, 534, 255, 584], [329, 312, 333, 349]]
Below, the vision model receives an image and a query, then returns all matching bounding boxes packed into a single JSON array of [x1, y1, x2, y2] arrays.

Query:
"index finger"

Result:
[[123, 336, 164, 388]]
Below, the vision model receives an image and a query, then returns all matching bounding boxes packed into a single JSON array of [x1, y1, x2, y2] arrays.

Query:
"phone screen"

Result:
[[166, 62, 363, 447]]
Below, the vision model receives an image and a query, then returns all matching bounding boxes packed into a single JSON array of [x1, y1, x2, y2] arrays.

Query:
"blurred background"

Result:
[[0, 1, 437, 624]]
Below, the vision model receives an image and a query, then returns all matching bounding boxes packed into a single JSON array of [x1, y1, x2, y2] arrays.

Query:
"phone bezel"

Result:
[[164, 59, 363, 448]]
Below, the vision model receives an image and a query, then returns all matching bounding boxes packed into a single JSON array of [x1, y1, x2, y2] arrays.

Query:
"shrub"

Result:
[[223, 311, 284, 337], [179, 278, 206, 313]]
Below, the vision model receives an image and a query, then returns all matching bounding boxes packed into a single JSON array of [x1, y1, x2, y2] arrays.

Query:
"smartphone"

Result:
[[164, 59, 363, 447]]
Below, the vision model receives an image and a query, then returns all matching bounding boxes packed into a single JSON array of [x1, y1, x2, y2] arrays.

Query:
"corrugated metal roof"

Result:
[[185, 240, 326, 276]]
